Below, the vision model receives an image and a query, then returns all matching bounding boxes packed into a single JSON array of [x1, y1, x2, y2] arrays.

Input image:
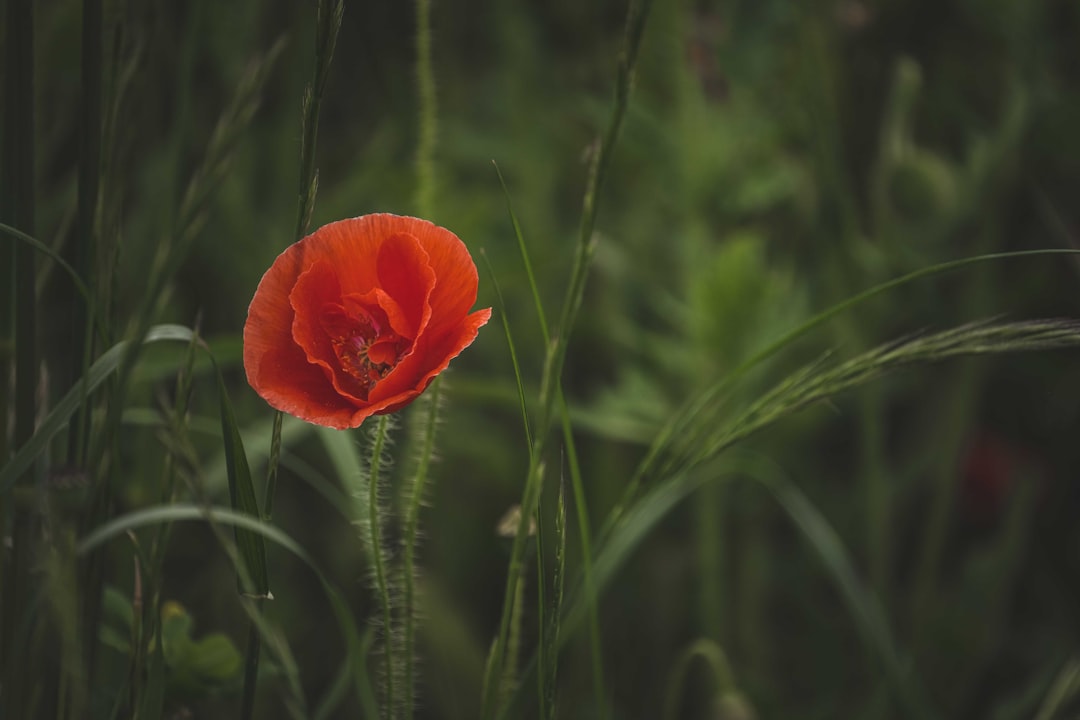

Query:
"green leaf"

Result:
[[186, 633, 243, 683], [214, 364, 269, 597]]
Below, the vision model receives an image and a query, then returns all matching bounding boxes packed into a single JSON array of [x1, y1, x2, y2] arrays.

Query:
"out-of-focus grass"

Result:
[[6, 0, 1080, 718]]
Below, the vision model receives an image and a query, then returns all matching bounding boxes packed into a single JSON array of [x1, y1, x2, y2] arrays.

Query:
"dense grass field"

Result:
[[4, 0, 1080, 718]]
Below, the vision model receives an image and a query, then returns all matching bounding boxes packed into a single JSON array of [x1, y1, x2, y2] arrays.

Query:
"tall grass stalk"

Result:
[[246, 1, 342, 714], [484, 2, 653, 717], [494, 164, 602, 716], [1, 0, 37, 717], [263, 0, 343, 523], [557, 395, 606, 712]]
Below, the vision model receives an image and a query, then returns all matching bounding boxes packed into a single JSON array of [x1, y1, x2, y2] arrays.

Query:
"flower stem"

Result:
[[402, 377, 441, 719], [367, 415, 395, 718]]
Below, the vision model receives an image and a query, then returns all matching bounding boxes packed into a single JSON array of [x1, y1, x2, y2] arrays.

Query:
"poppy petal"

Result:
[[299, 218, 384, 296], [289, 261, 371, 404], [376, 231, 435, 340], [367, 307, 493, 409], [255, 350, 360, 429], [399, 216, 479, 323], [244, 241, 302, 382]]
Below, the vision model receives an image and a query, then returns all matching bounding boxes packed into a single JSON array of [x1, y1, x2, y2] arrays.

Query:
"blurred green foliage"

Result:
[[8, 0, 1080, 718]]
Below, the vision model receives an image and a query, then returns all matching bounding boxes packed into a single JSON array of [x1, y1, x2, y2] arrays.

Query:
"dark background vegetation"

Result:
[[9, 0, 1080, 717]]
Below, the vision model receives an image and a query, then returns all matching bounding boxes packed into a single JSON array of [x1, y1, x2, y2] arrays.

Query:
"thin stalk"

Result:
[[541, 0, 652, 422], [542, 474, 567, 720], [401, 379, 441, 719], [367, 416, 395, 718], [250, 3, 341, 711], [264, 0, 343, 527], [484, 3, 653, 717], [557, 395, 606, 714]]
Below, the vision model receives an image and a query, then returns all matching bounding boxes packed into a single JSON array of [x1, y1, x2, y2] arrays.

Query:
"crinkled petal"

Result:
[[244, 240, 356, 425], [410, 224, 480, 324], [289, 261, 371, 404], [299, 218, 384, 296], [367, 307, 493, 409], [376, 231, 435, 339], [255, 351, 362, 429]]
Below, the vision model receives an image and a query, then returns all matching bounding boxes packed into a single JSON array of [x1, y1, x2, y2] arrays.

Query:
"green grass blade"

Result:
[[492, 162, 549, 345], [535, 481, 551, 720], [480, 251, 533, 450], [557, 394, 606, 714], [538, 470, 567, 720], [0, 324, 197, 493], [0, 222, 93, 314], [214, 365, 269, 598], [78, 505, 298, 559], [205, 415, 315, 497], [213, 360, 270, 719]]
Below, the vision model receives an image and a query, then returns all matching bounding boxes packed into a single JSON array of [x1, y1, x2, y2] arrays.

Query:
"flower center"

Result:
[[323, 306, 408, 399]]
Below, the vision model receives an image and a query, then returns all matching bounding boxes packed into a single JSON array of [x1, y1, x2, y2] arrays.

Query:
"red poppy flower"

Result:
[[243, 214, 491, 429]]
